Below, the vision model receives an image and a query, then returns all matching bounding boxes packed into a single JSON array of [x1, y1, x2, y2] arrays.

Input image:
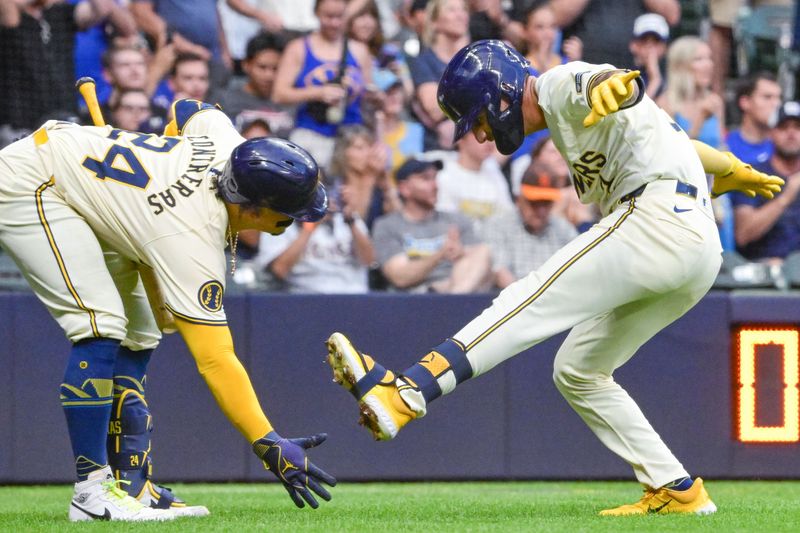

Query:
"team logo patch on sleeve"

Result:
[[575, 71, 591, 94], [198, 280, 224, 312]]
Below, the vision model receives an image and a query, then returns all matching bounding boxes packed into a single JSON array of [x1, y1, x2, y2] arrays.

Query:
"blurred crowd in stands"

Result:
[[1, 0, 800, 294]]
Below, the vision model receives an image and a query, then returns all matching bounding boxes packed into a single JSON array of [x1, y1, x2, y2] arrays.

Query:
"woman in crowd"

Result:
[[409, 0, 470, 150], [658, 36, 724, 149], [272, 0, 373, 170], [658, 35, 733, 249], [328, 125, 400, 231], [521, 0, 581, 76]]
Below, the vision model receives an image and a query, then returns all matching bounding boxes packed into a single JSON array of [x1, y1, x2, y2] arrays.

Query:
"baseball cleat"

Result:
[[599, 477, 717, 516], [69, 466, 174, 522], [326, 332, 416, 440], [136, 480, 210, 517]]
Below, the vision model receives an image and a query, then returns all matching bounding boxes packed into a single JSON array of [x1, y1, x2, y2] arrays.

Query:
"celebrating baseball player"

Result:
[[326, 40, 783, 516], [0, 99, 335, 521]]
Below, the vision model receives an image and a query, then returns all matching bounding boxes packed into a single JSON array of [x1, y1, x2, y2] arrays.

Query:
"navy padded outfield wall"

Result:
[[1, 291, 799, 483]]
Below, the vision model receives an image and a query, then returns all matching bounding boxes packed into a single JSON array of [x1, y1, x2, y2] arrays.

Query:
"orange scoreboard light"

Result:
[[734, 326, 800, 443]]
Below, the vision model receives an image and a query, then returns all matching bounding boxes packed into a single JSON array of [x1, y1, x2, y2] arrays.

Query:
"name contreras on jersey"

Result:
[[571, 150, 609, 196], [147, 136, 217, 215]]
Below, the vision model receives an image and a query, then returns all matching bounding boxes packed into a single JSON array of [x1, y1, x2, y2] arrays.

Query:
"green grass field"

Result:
[[2, 481, 799, 532]]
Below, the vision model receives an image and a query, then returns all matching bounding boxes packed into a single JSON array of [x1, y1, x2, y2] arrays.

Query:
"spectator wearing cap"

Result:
[[726, 72, 782, 166], [372, 157, 492, 293], [629, 13, 669, 98], [481, 166, 577, 289], [399, 0, 429, 59], [731, 101, 800, 263], [436, 131, 513, 233], [550, 0, 679, 66], [373, 73, 425, 172], [217, 32, 295, 139]]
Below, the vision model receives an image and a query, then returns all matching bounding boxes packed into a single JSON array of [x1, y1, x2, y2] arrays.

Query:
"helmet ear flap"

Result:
[[217, 160, 249, 204]]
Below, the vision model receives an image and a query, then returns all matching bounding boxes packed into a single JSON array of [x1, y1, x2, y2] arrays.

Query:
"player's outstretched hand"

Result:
[[253, 431, 337, 509], [583, 70, 641, 128], [711, 151, 785, 199]]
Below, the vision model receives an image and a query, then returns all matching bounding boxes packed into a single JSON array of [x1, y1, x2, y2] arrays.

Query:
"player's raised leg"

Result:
[[327, 203, 652, 439]]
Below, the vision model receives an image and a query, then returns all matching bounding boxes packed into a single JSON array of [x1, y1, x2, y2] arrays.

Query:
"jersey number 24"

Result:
[[81, 130, 180, 189]]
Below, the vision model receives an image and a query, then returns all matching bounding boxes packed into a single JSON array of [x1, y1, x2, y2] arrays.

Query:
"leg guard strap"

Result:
[[353, 362, 394, 400]]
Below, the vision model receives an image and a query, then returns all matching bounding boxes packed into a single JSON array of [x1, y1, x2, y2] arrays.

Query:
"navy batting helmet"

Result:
[[437, 40, 530, 155], [218, 137, 327, 222]]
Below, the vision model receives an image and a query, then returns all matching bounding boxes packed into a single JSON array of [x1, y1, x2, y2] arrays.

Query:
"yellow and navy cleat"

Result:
[[599, 478, 717, 516], [326, 332, 416, 440]]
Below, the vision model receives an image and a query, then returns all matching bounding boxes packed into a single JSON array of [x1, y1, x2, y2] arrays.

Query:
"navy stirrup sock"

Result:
[[113, 346, 152, 393], [401, 339, 473, 403], [61, 338, 119, 480]]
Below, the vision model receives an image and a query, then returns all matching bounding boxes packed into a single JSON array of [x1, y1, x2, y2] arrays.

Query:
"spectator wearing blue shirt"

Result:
[[726, 72, 782, 166], [408, 0, 469, 150], [130, 0, 232, 87], [71, 0, 137, 107], [731, 101, 800, 262]]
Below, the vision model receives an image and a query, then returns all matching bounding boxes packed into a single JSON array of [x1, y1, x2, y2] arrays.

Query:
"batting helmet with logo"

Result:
[[218, 137, 328, 222], [437, 39, 531, 155]]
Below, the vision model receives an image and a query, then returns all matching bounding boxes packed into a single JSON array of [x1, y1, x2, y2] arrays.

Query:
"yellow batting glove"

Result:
[[711, 151, 785, 199], [583, 70, 641, 128]]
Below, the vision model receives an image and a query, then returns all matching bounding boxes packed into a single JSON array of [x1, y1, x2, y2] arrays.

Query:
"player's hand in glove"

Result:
[[253, 431, 337, 508], [711, 151, 785, 199], [583, 70, 641, 127]]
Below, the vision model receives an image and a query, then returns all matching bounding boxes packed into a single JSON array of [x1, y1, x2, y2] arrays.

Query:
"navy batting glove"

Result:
[[252, 431, 337, 509]]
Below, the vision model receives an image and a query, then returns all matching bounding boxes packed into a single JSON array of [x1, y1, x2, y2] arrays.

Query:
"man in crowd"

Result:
[[726, 72, 782, 165], [732, 101, 800, 262], [372, 157, 491, 294], [482, 167, 577, 289], [217, 31, 294, 139]]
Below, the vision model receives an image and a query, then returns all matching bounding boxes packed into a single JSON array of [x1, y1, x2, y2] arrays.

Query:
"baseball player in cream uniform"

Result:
[[325, 41, 783, 515], [0, 100, 335, 520]]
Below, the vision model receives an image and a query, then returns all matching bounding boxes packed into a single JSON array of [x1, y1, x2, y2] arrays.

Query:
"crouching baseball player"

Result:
[[0, 99, 335, 521], [326, 40, 783, 516]]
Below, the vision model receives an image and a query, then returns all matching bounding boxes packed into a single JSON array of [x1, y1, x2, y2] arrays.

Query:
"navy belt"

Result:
[[619, 181, 698, 203]]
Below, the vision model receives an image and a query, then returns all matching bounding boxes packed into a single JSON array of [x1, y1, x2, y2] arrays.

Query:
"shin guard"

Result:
[[108, 389, 184, 509]]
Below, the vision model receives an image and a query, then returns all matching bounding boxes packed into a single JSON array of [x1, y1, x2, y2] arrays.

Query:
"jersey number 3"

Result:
[[81, 130, 180, 189]]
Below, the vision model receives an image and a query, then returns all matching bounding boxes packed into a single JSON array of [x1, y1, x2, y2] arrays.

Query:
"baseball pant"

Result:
[[0, 135, 160, 349], [451, 179, 722, 488]]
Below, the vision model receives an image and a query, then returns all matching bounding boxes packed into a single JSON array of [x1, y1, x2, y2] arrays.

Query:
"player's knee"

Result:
[[552, 362, 574, 392], [121, 333, 160, 352], [552, 361, 593, 394], [63, 311, 128, 345]]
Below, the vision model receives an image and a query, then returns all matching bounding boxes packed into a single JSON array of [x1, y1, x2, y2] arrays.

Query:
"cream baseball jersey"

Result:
[[535, 62, 709, 215], [32, 102, 245, 324]]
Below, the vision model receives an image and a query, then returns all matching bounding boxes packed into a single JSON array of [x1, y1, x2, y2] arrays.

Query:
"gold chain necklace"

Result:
[[227, 224, 239, 275]]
